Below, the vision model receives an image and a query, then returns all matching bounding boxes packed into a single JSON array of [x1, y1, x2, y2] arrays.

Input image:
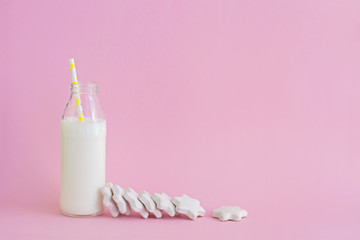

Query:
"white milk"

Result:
[[60, 118, 106, 216]]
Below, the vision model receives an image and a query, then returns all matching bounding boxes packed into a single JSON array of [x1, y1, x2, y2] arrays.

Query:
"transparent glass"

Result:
[[60, 83, 106, 217], [62, 83, 105, 120]]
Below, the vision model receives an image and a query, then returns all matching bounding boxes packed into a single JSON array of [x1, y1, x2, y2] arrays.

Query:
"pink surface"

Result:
[[1, 0, 360, 239]]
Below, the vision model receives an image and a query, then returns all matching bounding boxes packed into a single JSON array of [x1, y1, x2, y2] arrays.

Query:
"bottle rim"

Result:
[[71, 83, 98, 93]]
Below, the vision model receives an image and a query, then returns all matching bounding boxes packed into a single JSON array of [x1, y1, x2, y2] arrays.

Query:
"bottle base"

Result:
[[61, 210, 103, 217]]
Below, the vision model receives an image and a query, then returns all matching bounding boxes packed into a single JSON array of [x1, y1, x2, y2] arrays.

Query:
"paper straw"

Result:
[[69, 58, 84, 122]]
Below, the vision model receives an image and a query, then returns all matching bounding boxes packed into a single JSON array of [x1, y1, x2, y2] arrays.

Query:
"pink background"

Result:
[[1, 0, 360, 239]]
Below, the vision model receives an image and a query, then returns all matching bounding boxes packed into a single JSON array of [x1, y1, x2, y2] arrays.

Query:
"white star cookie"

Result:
[[112, 185, 131, 216], [152, 193, 176, 217], [138, 191, 162, 218], [212, 206, 248, 221], [100, 183, 120, 217], [171, 194, 206, 220], [123, 188, 149, 218]]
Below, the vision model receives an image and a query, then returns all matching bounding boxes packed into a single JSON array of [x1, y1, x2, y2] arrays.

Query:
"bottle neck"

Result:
[[62, 82, 105, 120]]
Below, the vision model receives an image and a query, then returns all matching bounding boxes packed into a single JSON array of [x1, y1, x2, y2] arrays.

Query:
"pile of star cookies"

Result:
[[101, 183, 206, 220], [101, 182, 247, 221]]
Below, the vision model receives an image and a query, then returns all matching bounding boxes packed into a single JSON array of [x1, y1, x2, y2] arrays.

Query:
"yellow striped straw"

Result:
[[69, 58, 84, 122]]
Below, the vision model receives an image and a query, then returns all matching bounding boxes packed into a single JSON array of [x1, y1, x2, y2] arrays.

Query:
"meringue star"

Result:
[[212, 206, 248, 221], [138, 191, 162, 218], [112, 185, 131, 216], [123, 188, 149, 218], [171, 194, 206, 220], [100, 183, 120, 218], [152, 193, 176, 217]]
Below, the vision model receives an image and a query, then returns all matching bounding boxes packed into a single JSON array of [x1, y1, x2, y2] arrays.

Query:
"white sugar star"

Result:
[[123, 188, 149, 218], [100, 183, 119, 218], [152, 193, 176, 217], [112, 185, 131, 216], [138, 191, 162, 218], [171, 194, 206, 220], [212, 206, 248, 221]]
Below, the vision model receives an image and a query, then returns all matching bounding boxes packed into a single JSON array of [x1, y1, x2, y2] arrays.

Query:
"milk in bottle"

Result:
[[60, 80, 106, 217]]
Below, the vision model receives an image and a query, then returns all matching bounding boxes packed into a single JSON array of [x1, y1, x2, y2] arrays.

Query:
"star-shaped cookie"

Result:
[[151, 193, 176, 217], [212, 206, 248, 221], [112, 185, 131, 216], [123, 188, 149, 218], [138, 191, 162, 218], [100, 183, 120, 218], [171, 194, 206, 220]]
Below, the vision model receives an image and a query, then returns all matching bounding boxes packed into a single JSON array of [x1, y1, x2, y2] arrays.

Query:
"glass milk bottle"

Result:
[[61, 83, 106, 217]]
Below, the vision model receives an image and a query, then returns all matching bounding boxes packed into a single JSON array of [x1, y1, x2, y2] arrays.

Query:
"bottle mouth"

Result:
[[71, 83, 98, 93]]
